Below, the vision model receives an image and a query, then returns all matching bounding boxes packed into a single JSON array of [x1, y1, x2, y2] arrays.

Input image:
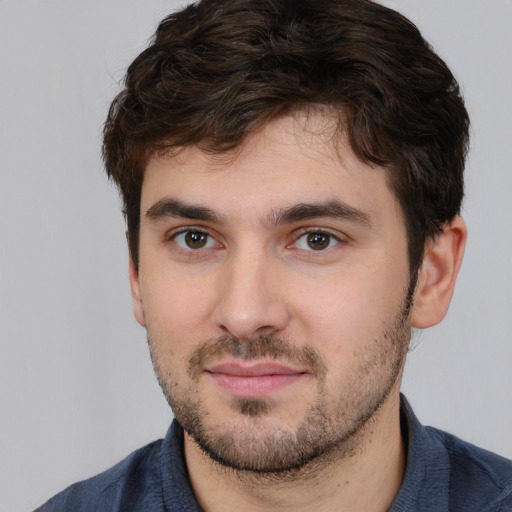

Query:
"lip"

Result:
[[206, 362, 307, 398]]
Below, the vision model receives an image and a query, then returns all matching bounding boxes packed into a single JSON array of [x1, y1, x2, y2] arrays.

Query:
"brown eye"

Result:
[[173, 230, 216, 250], [186, 231, 207, 248], [306, 232, 331, 250], [294, 231, 340, 251]]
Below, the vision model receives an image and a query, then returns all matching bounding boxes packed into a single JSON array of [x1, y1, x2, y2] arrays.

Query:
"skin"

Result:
[[129, 112, 467, 511]]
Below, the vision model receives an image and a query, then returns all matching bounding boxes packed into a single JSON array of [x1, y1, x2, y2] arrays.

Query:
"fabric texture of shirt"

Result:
[[35, 396, 512, 511]]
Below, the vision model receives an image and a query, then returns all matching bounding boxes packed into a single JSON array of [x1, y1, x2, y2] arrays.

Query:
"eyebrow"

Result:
[[145, 197, 372, 228], [267, 200, 372, 228], [145, 198, 227, 224]]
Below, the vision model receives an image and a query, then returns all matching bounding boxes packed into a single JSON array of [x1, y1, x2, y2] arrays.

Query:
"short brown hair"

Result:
[[103, 0, 469, 276]]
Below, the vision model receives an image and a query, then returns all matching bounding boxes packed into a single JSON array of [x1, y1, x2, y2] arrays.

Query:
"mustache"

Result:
[[188, 335, 326, 381]]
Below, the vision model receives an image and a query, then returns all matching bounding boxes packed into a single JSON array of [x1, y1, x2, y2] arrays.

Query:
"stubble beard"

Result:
[[147, 292, 412, 476]]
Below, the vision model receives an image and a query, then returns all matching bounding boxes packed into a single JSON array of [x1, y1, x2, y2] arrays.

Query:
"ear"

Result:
[[129, 252, 147, 327], [410, 216, 467, 329]]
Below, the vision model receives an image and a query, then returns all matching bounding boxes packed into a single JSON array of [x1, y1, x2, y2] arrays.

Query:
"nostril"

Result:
[[213, 303, 289, 341], [254, 325, 279, 337]]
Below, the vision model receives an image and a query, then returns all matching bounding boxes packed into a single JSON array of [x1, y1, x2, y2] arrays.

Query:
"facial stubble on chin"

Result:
[[147, 296, 412, 475]]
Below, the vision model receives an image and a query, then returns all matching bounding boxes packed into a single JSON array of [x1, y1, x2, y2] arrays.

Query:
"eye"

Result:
[[294, 231, 340, 251], [172, 230, 218, 250]]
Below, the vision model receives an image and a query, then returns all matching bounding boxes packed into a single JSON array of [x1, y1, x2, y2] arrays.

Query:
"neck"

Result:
[[184, 391, 406, 512]]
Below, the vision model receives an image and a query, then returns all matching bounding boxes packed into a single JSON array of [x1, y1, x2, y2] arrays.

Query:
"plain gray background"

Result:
[[1, 1, 511, 511]]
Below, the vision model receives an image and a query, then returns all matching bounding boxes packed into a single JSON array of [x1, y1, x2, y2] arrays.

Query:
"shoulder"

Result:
[[427, 427, 512, 511], [395, 396, 512, 512], [34, 420, 200, 512], [34, 439, 164, 512]]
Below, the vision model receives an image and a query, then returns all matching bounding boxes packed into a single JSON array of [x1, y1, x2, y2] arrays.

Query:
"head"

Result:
[[103, 0, 469, 281], [102, 0, 469, 474]]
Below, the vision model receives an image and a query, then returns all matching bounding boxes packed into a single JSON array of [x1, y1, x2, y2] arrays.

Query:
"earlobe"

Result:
[[129, 256, 147, 327], [410, 216, 467, 329]]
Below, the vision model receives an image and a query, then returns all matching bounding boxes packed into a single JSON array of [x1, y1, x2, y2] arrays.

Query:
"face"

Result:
[[131, 113, 414, 473]]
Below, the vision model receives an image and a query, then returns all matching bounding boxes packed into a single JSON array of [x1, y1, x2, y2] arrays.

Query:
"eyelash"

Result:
[[291, 228, 343, 252], [164, 227, 345, 255], [165, 227, 221, 254]]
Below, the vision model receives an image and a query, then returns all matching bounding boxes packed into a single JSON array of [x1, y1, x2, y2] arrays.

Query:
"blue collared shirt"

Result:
[[35, 396, 512, 511]]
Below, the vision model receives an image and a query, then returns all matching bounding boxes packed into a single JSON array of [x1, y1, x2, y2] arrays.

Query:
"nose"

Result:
[[212, 249, 290, 340]]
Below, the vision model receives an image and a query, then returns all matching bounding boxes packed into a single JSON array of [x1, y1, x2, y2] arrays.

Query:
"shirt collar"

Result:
[[389, 394, 450, 511], [160, 420, 203, 512]]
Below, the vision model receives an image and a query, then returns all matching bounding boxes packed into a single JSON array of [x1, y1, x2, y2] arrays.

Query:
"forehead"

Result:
[[140, 113, 401, 226]]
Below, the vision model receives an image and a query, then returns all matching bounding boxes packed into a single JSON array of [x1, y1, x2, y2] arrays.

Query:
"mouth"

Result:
[[205, 361, 308, 398]]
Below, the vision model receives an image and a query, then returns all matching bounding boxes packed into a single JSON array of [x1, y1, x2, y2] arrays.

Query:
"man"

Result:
[[35, 0, 512, 510]]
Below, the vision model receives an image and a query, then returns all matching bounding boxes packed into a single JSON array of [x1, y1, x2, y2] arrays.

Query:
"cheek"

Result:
[[294, 261, 408, 349], [140, 265, 216, 343]]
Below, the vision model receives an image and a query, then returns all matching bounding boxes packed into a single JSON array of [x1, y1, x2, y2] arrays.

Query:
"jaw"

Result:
[[182, 383, 405, 512]]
